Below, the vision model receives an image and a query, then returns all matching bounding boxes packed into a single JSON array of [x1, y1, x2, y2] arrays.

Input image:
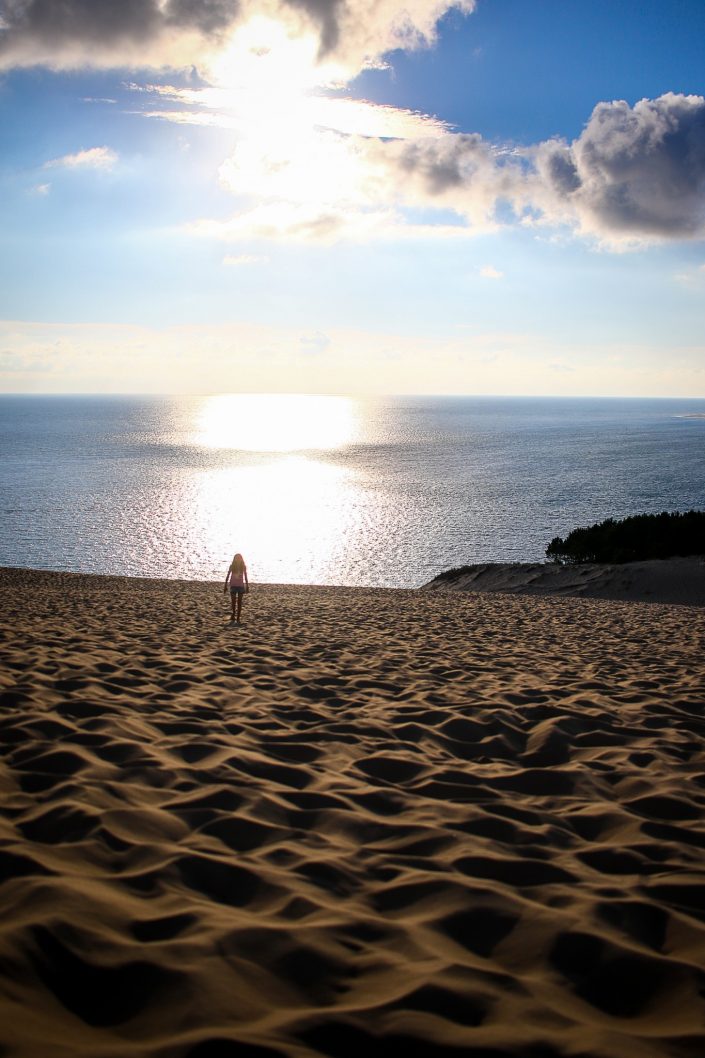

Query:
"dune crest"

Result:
[[424, 556, 705, 606], [1, 567, 705, 1057]]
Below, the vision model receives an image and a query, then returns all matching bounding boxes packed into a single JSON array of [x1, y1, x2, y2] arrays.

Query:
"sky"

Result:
[[1, 0, 704, 397]]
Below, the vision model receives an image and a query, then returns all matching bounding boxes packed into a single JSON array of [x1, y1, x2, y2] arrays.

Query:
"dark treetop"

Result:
[[545, 510, 705, 565]]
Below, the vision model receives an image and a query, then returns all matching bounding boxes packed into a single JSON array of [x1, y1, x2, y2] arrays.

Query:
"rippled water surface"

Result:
[[1, 394, 704, 587]]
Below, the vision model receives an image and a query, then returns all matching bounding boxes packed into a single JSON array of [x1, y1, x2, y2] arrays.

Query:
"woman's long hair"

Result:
[[232, 553, 245, 573]]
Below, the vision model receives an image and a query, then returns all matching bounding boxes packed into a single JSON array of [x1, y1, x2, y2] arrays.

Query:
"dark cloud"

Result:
[[0, 0, 247, 64], [0, 0, 160, 51], [570, 93, 705, 238], [537, 141, 580, 195], [372, 132, 522, 230], [0, 0, 472, 71], [384, 93, 705, 245], [396, 133, 489, 192], [3, 0, 699, 248], [166, 0, 240, 35], [287, 0, 343, 56]]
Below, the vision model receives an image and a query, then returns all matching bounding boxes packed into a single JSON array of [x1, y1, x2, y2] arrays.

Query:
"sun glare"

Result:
[[195, 393, 357, 452], [192, 454, 359, 583], [202, 15, 374, 213], [208, 16, 343, 99]]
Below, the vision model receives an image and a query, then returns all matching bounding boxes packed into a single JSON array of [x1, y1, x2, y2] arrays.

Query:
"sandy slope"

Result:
[[424, 557, 705, 607], [1, 567, 705, 1058]]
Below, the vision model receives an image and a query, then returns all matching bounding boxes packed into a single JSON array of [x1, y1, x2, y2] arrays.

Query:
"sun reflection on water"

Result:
[[195, 393, 357, 452], [190, 453, 362, 584]]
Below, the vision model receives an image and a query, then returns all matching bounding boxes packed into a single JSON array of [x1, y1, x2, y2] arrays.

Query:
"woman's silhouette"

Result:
[[224, 552, 249, 624]]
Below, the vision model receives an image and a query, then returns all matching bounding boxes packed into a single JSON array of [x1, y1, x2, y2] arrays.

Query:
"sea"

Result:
[[1, 394, 704, 589]]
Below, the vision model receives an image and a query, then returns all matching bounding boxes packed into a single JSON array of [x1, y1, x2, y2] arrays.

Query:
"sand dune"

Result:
[[424, 556, 705, 607], [1, 566, 705, 1058]]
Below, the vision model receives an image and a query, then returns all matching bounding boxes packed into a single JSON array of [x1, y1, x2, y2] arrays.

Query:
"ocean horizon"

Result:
[[2, 393, 704, 589]]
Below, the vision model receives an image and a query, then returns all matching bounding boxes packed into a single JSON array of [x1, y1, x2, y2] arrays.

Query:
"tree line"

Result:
[[546, 510, 705, 565]]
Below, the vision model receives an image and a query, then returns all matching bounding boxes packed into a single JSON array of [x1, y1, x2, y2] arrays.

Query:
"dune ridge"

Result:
[[423, 556, 705, 606], [1, 566, 705, 1057]]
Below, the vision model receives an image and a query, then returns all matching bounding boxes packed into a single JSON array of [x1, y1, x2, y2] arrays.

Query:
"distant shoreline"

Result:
[[423, 556, 705, 607]]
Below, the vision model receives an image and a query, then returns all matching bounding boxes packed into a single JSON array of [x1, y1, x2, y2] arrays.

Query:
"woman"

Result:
[[223, 552, 249, 624]]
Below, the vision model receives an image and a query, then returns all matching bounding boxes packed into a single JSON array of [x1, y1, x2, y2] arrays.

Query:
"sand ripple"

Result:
[[1, 568, 705, 1057]]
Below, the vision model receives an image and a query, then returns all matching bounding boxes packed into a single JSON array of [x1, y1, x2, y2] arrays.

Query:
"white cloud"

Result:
[[345, 132, 523, 233], [479, 265, 503, 279], [196, 128, 514, 244], [131, 81, 451, 138], [189, 202, 397, 244], [222, 253, 268, 266], [30, 182, 51, 195], [548, 361, 575, 373], [299, 331, 331, 356], [45, 146, 118, 170], [174, 92, 705, 250], [137, 107, 234, 128], [311, 96, 450, 138], [673, 263, 705, 285], [186, 201, 470, 244]]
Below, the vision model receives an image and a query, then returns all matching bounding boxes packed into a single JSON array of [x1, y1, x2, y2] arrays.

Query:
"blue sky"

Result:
[[357, 1, 705, 141], [1, 0, 704, 395]]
